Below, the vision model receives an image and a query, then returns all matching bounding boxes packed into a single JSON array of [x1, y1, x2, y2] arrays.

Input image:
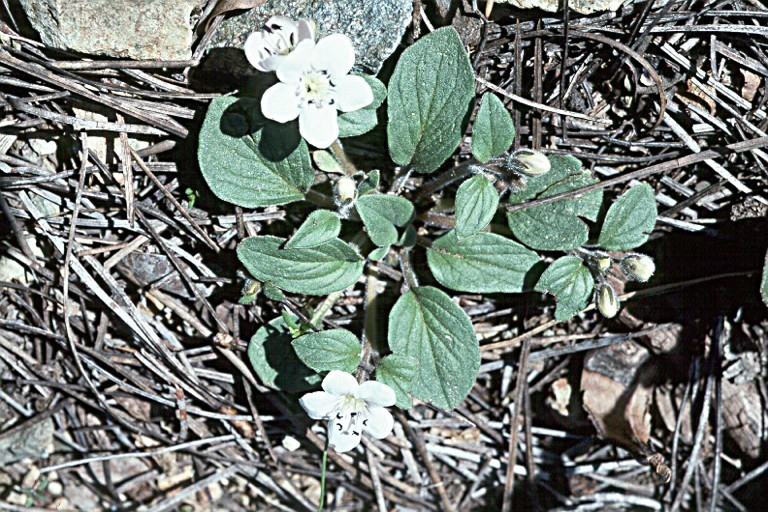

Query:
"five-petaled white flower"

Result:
[[260, 34, 374, 148], [244, 16, 315, 72], [299, 370, 396, 453]]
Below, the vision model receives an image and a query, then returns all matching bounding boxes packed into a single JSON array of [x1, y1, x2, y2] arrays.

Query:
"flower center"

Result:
[[300, 71, 334, 106], [332, 395, 368, 436]]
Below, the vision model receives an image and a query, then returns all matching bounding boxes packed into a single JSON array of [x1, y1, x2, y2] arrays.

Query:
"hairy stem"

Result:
[[413, 158, 479, 202], [330, 140, 358, 177], [358, 272, 383, 382]]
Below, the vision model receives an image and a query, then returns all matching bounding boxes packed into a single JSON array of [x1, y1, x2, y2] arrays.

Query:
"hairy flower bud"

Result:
[[513, 150, 551, 177], [621, 254, 655, 282], [595, 256, 612, 273], [335, 176, 358, 203], [596, 284, 619, 318]]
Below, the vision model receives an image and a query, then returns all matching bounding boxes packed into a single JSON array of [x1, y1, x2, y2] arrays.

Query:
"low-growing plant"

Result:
[[198, 18, 658, 449]]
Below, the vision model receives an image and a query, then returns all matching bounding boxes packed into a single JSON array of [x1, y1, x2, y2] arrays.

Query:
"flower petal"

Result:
[[261, 83, 300, 123], [244, 32, 275, 72], [333, 75, 374, 113], [299, 391, 339, 420], [263, 15, 298, 36], [356, 381, 396, 407], [276, 39, 315, 84], [297, 19, 315, 42], [312, 34, 355, 79], [299, 104, 338, 148], [321, 370, 358, 397], [363, 407, 395, 439], [258, 55, 286, 73], [328, 419, 363, 453]]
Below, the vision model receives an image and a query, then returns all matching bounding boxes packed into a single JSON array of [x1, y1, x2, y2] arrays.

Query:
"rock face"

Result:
[[494, 0, 623, 15], [211, 0, 413, 73], [18, 0, 200, 60]]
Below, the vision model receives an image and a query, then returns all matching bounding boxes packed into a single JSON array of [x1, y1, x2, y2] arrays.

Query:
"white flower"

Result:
[[299, 370, 396, 453], [260, 34, 374, 148], [244, 16, 315, 72]]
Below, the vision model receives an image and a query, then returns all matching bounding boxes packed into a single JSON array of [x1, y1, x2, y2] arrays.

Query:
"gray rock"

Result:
[[18, 0, 200, 60], [0, 418, 55, 465], [494, 0, 623, 15], [210, 0, 413, 73]]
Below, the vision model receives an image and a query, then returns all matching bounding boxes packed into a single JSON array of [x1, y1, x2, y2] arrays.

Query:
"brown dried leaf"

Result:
[[581, 341, 655, 453], [722, 378, 768, 459], [740, 68, 761, 102]]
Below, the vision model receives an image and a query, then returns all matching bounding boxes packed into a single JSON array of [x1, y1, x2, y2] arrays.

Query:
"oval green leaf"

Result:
[[237, 236, 363, 295], [598, 183, 657, 251], [507, 155, 603, 250], [388, 286, 479, 409], [248, 315, 320, 392], [387, 27, 475, 174], [534, 256, 594, 321], [355, 194, 415, 247], [293, 329, 361, 374], [376, 354, 419, 410], [285, 210, 341, 249], [199, 96, 314, 207], [455, 174, 500, 238], [471, 93, 515, 163], [762, 249, 768, 307], [427, 231, 540, 293]]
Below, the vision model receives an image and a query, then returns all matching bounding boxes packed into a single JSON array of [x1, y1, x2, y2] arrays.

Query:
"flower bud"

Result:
[[621, 254, 655, 282], [595, 256, 612, 273], [335, 176, 357, 203], [596, 284, 619, 318], [513, 150, 551, 177]]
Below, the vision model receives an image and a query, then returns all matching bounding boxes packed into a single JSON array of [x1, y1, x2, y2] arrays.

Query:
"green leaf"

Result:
[[199, 96, 313, 207], [427, 231, 540, 293], [507, 155, 603, 250], [368, 245, 390, 261], [387, 28, 475, 174], [285, 210, 341, 249], [248, 315, 320, 392], [358, 170, 380, 196], [388, 287, 479, 409], [471, 93, 515, 163], [455, 174, 499, 238], [762, 249, 768, 307], [338, 75, 387, 138], [263, 282, 286, 301], [313, 150, 344, 174], [534, 256, 594, 321], [598, 184, 657, 251], [237, 236, 363, 295], [292, 329, 361, 374], [376, 354, 419, 409], [355, 195, 415, 247]]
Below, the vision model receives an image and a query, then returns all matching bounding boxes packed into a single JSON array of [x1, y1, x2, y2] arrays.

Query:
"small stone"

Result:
[[0, 418, 54, 465], [282, 435, 301, 451], [18, 0, 201, 60], [210, 0, 412, 73], [493, 0, 623, 15]]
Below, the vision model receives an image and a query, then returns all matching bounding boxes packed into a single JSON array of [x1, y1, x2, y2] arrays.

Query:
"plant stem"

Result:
[[399, 248, 419, 290], [358, 272, 383, 381], [413, 158, 479, 202], [316, 440, 329, 512], [310, 290, 342, 328], [330, 140, 358, 177]]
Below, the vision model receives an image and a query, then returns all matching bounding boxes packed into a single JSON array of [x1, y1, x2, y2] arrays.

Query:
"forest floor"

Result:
[[1, 1, 768, 511]]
